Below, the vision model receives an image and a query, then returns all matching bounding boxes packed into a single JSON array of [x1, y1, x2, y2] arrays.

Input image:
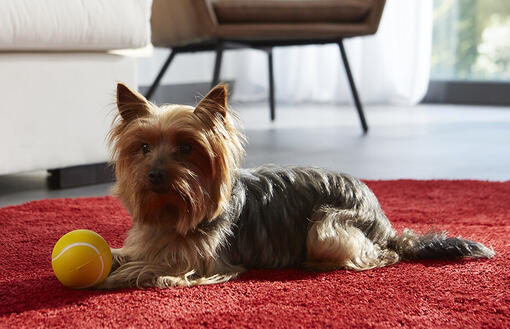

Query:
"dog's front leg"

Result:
[[96, 262, 242, 290], [95, 260, 168, 290], [155, 272, 240, 288]]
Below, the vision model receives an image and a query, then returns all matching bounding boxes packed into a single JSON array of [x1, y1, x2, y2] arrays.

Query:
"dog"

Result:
[[98, 83, 494, 289]]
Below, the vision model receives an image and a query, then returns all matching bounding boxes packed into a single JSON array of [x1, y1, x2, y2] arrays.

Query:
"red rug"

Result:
[[0, 180, 508, 328]]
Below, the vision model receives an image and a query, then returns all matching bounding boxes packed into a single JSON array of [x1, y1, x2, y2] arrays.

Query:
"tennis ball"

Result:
[[51, 229, 112, 289]]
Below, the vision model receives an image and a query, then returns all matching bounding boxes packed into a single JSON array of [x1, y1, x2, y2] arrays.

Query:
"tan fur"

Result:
[[305, 207, 399, 271], [102, 223, 241, 288], [99, 83, 244, 289], [108, 84, 244, 234]]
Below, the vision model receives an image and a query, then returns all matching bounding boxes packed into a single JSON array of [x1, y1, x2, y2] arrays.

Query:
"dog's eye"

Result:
[[178, 143, 192, 154], [141, 143, 150, 155]]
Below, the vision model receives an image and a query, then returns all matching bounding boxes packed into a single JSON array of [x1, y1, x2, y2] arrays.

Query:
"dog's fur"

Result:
[[98, 83, 494, 289]]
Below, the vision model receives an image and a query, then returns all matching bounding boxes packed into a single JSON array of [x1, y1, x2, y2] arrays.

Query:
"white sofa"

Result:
[[0, 0, 152, 179]]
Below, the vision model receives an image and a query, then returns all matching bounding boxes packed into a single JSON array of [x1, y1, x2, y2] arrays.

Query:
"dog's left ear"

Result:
[[116, 83, 151, 123], [194, 84, 228, 123]]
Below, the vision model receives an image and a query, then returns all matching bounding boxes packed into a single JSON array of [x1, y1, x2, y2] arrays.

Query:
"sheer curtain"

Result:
[[222, 0, 433, 105]]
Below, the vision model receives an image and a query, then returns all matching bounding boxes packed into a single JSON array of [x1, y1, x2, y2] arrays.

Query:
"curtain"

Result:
[[224, 0, 433, 105]]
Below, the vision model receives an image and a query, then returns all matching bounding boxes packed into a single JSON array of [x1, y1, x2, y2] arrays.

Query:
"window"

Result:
[[424, 0, 510, 104]]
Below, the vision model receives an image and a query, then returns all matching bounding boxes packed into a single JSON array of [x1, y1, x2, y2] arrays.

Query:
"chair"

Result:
[[147, 0, 386, 133]]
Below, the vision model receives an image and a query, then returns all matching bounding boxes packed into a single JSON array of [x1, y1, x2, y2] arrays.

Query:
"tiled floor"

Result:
[[1, 103, 509, 207]]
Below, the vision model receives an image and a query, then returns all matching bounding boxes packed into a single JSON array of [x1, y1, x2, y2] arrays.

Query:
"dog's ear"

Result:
[[194, 84, 228, 123], [116, 83, 150, 122]]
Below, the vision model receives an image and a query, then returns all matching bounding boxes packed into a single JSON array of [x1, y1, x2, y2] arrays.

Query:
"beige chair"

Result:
[[147, 0, 386, 133]]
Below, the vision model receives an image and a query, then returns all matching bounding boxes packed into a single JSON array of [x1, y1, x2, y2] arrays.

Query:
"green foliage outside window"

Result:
[[431, 0, 510, 81]]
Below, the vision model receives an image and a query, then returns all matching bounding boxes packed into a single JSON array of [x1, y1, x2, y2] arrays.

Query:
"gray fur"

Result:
[[201, 165, 494, 270]]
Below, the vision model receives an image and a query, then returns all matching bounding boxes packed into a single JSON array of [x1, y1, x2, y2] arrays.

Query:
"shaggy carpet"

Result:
[[0, 180, 508, 328]]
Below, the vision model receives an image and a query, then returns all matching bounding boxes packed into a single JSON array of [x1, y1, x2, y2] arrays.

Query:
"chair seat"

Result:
[[150, 0, 385, 46], [212, 0, 371, 24]]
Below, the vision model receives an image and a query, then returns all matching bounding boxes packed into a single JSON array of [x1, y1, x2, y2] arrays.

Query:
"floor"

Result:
[[1, 103, 509, 207]]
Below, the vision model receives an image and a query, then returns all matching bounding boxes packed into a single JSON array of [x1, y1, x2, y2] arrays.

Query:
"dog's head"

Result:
[[109, 83, 244, 234]]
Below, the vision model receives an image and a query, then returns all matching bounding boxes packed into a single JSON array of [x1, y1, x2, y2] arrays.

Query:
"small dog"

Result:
[[99, 83, 494, 289]]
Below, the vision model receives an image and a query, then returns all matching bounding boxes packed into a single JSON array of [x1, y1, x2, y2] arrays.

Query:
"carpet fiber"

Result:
[[0, 180, 508, 328]]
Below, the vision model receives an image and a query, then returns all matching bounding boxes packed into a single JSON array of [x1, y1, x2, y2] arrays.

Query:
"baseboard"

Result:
[[139, 81, 235, 105], [422, 80, 510, 106]]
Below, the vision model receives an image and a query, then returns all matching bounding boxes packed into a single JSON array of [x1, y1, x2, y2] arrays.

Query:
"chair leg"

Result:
[[145, 49, 178, 100], [338, 40, 368, 134], [211, 40, 224, 88], [267, 48, 276, 121]]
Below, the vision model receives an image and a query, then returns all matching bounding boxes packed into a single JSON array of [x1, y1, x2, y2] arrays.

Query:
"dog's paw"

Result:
[[94, 278, 120, 290], [110, 248, 130, 272], [94, 271, 131, 290]]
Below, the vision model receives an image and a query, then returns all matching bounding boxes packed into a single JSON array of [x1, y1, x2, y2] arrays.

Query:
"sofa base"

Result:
[[48, 163, 114, 189], [0, 52, 136, 176]]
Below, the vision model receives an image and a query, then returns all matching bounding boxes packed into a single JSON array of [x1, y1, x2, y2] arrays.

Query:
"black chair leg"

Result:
[[211, 41, 224, 88], [145, 49, 178, 100], [267, 48, 276, 121], [338, 40, 368, 134]]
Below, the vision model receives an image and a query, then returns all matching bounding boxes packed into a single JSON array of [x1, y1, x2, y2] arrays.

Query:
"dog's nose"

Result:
[[148, 168, 166, 185]]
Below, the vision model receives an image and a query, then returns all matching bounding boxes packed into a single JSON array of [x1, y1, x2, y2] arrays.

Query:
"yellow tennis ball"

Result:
[[51, 229, 112, 289]]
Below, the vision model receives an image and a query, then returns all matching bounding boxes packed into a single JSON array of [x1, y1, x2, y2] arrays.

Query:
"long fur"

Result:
[[97, 83, 494, 289]]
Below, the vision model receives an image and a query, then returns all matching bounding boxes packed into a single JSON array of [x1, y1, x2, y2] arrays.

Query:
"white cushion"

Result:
[[0, 0, 152, 50]]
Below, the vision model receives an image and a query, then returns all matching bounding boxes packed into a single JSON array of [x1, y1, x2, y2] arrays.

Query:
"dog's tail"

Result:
[[389, 229, 495, 261]]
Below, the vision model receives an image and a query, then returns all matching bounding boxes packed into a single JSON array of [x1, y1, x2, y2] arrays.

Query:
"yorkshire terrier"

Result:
[[98, 83, 494, 289]]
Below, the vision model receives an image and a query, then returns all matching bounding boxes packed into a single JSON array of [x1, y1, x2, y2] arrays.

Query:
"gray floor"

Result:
[[1, 103, 509, 207]]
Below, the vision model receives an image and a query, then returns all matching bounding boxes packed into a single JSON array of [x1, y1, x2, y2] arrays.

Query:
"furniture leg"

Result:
[[338, 40, 368, 134], [267, 48, 276, 121], [145, 49, 178, 100]]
